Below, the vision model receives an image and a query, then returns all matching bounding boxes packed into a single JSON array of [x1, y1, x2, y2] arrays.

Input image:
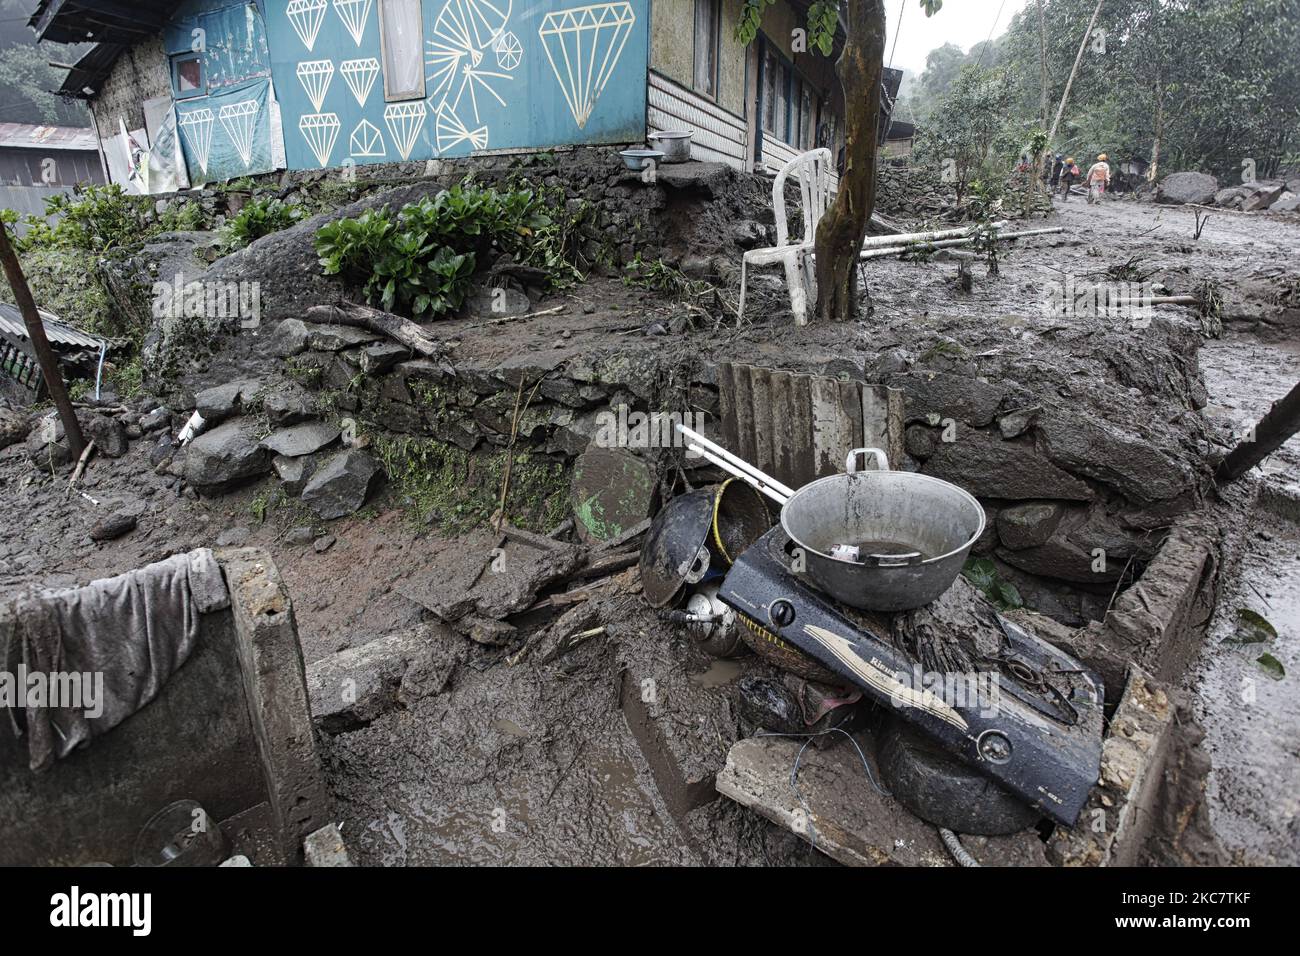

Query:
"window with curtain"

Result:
[[379, 0, 425, 101], [762, 48, 776, 134], [693, 0, 720, 98]]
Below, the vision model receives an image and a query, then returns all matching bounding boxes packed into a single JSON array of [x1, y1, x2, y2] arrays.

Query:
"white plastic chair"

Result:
[[738, 148, 833, 326]]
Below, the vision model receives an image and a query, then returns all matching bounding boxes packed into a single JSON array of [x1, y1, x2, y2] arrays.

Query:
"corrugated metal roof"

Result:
[[0, 123, 98, 153], [0, 303, 106, 350]]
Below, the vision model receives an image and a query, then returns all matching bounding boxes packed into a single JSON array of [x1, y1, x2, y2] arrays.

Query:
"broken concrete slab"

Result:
[[304, 825, 353, 867], [1048, 667, 1173, 866], [260, 421, 341, 458], [300, 449, 382, 519], [306, 624, 460, 733], [716, 733, 1050, 867]]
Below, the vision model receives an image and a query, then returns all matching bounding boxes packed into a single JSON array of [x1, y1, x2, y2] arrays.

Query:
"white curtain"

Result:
[[380, 0, 424, 100]]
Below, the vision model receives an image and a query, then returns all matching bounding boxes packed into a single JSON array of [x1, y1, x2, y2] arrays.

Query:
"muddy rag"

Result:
[[1, 548, 229, 772]]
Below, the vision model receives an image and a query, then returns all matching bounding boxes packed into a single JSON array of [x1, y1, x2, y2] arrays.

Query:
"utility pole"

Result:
[[0, 221, 86, 458], [1048, 0, 1106, 146]]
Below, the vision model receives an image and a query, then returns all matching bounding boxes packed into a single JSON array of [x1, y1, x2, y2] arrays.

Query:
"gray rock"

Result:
[[1242, 183, 1285, 211], [997, 406, 1039, 440], [284, 525, 317, 546], [195, 379, 262, 423], [262, 384, 316, 426], [184, 419, 272, 491], [301, 449, 382, 519], [1156, 171, 1219, 206], [358, 341, 410, 375], [139, 406, 171, 433], [920, 429, 1093, 501], [216, 526, 251, 547], [0, 405, 30, 450], [260, 421, 341, 458], [1035, 415, 1193, 505], [888, 371, 1005, 427], [313, 534, 337, 553], [997, 501, 1067, 550], [268, 318, 310, 357], [86, 415, 129, 458], [1269, 193, 1300, 213], [273, 453, 320, 496], [997, 505, 1153, 584], [1214, 186, 1246, 207], [149, 434, 177, 467], [90, 511, 137, 542], [307, 323, 381, 351]]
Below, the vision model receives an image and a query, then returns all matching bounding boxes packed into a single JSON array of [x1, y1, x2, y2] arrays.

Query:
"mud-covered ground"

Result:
[[3, 191, 1298, 865]]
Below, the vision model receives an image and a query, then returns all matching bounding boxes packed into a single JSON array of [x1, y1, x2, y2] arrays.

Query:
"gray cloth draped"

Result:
[[1, 549, 229, 772]]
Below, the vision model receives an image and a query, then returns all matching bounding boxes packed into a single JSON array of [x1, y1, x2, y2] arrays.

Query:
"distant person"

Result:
[[1059, 157, 1081, 199], [1050, 153, 1064, 189], [1086, 153, 1112, 204]]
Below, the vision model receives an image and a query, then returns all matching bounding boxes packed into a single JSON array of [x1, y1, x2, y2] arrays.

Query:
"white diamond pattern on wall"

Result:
[[384, 102, 428, 161], [340, 58, 381, 107], [300, 113, 342, 167], [297, 60, 336, 113], [218, 99, 261, 167], [333, 0, 374, 45], [178, 108, 215, 174], [287, 0, 329, 51], [538, 3, 635, 129]]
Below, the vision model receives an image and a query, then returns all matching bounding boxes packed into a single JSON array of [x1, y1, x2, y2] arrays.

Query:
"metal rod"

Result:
[[675, 423, 795, 503], [685, 441, 791, 506]]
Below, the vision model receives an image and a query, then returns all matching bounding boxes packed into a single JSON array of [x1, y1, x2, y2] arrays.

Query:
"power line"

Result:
[[888, 0, 906, 69], [975, 0, 1009, 69]]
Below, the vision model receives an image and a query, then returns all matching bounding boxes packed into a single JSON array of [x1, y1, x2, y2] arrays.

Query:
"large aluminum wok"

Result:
[[678, 426, 985, 612]]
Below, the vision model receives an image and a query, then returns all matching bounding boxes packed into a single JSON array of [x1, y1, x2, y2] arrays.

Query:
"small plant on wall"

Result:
[[313, 184, 550, 320]]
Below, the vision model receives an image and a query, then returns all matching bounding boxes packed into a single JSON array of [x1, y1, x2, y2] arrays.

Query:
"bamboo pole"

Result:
[[0, 221, 85, 458], [859, 227, 1065, 260]]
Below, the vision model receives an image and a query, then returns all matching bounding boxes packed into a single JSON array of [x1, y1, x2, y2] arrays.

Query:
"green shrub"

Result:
[[217, 196, 305, 254], [32, 184, 153, 253], [314, 184, 550, 320]]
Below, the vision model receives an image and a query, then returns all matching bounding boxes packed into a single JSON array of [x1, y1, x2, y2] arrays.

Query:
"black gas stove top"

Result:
[[716, 527, 1105, 828]]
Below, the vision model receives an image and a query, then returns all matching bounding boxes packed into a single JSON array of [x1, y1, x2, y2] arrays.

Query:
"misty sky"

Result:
[[885, 0, 1033, 74]]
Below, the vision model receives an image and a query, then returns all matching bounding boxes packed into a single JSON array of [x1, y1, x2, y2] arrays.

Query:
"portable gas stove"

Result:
[[716, 527, 1105, 828]]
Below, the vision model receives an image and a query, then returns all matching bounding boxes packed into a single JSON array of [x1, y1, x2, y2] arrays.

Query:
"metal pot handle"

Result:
[[845, 447, 890, 474], [860, 551, 925, 567]]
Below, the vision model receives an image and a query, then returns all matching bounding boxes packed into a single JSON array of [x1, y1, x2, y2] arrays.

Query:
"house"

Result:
[[0, 122, 106, 221], [33, 0, 861, 191]]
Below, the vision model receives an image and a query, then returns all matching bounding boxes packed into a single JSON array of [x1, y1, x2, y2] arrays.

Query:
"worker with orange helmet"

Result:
[[1086, 153, 1112, 204], [1059, 156, 1082, 199]]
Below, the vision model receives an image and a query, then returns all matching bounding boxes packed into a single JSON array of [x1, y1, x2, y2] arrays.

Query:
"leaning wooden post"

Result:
[[0, 220, 86, 458], [1216, 380, 1300, 483]]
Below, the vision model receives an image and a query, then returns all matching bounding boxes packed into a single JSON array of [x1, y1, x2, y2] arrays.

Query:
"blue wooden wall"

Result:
[[265, 0, 650, 171]]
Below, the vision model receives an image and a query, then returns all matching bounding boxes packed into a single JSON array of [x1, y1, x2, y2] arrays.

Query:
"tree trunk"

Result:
[[0, 222, 85, 458], [1037, 0, 1049, 127], [813, 0, 887, 324], [1148, 68, 1164, 183], [1048, 0, 1106, 146]]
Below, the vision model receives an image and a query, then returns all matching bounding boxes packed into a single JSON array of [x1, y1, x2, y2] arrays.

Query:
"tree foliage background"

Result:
[[0, 0, 88, 128], [911, 0, 1300, 180]]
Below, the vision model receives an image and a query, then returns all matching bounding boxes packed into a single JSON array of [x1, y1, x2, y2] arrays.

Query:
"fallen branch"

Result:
[[65, 440, 97, 500], [1216, 380, 1300, 484], [306, 302, 446, 358]]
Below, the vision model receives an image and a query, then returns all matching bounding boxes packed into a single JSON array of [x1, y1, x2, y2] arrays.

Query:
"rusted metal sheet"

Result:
[[719, 363, 903, 490]]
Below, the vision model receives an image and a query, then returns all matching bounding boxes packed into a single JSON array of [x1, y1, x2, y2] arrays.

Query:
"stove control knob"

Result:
[[769, 599, 796, 629]]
